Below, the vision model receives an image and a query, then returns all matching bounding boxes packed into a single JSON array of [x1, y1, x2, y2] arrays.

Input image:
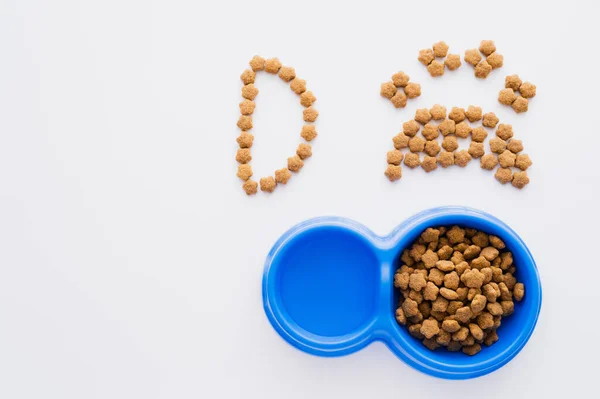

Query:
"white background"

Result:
[[1, 0, 599, 397]]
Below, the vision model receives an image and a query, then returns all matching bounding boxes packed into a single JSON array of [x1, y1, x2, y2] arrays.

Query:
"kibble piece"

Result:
[[463, 344, 482, 356], [427, 60, 445, 77], [239, 100, 256, 115], [409, 136, 426, 153], [504, 273, 517, 290], [464, 245, 481, 260], [471, 256, 491, 270], [468, 142, 485, 158], [240, 69, 256, 85], [423, 281, 440, 301], [431, 41, 449, 57], [438, 119, 456, 136], [242, 84, 259, 100], [391, 91, 408, 108], [409, 272, 428, 291], [469, 323, 485, 341], [515, 154, 532, 171], [479, 40, 496, 56], [430, 104, 447, 120], [395, 308, 407, 325], [505, 74, 522, 90], [471, 294, 487, 314], [499, 150, 516, 168], [260, 176, 277, 193], [487, 52, 503, 69], [401, 250, 415, 267], [428, 268, 445, 286], [420, 319, 440, 339], [487, 302, 503, 316], [425, 140, 441, 157], [439, 287, 458, 300], [499, 282, 512, 300], [481, 247, 499, 261], [264, 58, 282, 73], [472, 232, 489, 248], [512, 96, 529, 113], [444, 272, 460, 290], [432, 296, 449, 313], [437, 151, 454, 167], [452, 326, 469, 342], [301, 125, 318, 142], [237, 164, 253, 181], [483, 329, 499, 346], [421, 228, 440, 243], [236, 131, 254, 148], [477, 312, 494, 330], [496, 124, 514, 140], [243, 179, 258, 195], [489, 236, 505, 250], [403, 298, 419, 318], [419, 301, 432, 318], [249, 55, 265, 72], [421, 123, 438, 140], [507, 139, 523, 154], [296, 143, 312, 159], [464, 49, 482, 66], [455, 121, 472, 138], [387, 150, 404, 165], [445, 54, 461, 70], [421, 156, 438, 173], [454, 150, 472, 167], [489, 137, 507, 154], [236, 148, 252, 164], [437, 245, 453, 261], [392, 71, 410, 87], [394, 271, 410, 290], [447, 226, 465, 244], [418, 48, 435, 65], [380, 81, 397, 99], [410, 244, 426, 262], [495, 167, 513, 184], [501, 300, 514, 316], [303, 107, 319, 122], [436, 329, 451, 346], [436, 260, 455, 272], [422, 338, 440, 351], [403, 120, 421, 136], [287, 155, 304, 172], [498, 88, 517, 105], [475, 60, 492, 78], [278, 66, 296, 82], [482, 112, 499, 128], [500, 252, 513, 270], [290, 78, 307, 94], [512, 171, 530, 189], [461, 269, 485, 288], [453, 306, 472, 324], [237, 115, 253, 131], [300, 91, 316, 107], [483, 284, 498, 303], [442, 319, 461, 333], [451, 251, 465, 265], [415, 108, 432, 125], [466, 106, 483, 122], [393, 132, 410, 149], [409, 323, 424, 339], [456, 287, 469, 301], [520, 82, 537, 98], [448, 107, 466, 123], [275, 168, 292, 184], [404, 82, 422, 99], [442, 136, 459, 152], [404, 153, 421, 168]]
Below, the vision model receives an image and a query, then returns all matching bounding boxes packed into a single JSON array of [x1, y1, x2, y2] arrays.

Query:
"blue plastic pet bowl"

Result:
[[262, 206, 542, 379]]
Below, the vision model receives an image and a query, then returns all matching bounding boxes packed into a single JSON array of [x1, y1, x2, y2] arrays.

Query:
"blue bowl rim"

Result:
[[262, 206, 543, 380]]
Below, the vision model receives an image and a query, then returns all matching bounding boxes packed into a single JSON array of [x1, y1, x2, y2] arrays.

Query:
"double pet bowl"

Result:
[[262, 207, 542, 379]]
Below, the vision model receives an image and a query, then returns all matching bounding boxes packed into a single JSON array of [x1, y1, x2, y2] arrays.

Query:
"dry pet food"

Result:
[[381, 72, 421, 107], [395, 225, 525, 355], [419, 41, 461, 77], [498, 75, 536, 113], [465, 40, 503, 78], [236, 56, 318, 195]]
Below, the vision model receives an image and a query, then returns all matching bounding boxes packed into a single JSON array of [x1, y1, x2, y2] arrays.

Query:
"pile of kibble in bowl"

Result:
[[394, 226, 525, 355]]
